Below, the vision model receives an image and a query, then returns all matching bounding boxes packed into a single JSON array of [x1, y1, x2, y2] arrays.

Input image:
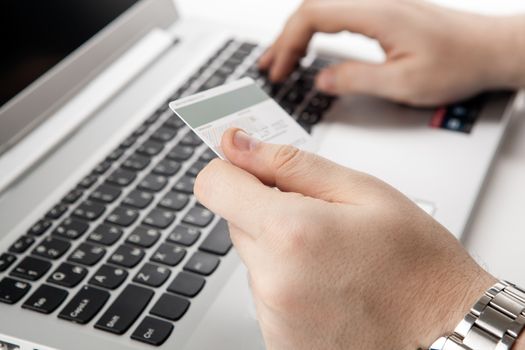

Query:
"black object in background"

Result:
[[0, 0, 140, 107]]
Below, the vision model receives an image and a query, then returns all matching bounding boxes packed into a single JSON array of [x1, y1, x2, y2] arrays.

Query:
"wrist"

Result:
[[482, 16, 525, 90], [515, 335, 525, 350], [405, 256, 497, 350], [425, 278, 525, 350], [425, 271, 497, 348]]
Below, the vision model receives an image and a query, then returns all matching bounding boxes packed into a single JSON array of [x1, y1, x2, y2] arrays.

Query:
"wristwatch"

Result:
[[429, 281, 525, 350]]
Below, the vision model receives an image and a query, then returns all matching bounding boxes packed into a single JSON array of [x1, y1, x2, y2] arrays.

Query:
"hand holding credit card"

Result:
[[169, 78, 315, 159]]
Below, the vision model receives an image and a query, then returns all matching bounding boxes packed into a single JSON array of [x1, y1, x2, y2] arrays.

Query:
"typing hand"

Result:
[[259, 0, 524, 106], [194, 128, 495, 350]]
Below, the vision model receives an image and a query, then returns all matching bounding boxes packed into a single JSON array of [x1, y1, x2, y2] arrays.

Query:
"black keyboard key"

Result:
[[284, 88, 305, 104], [107, 168, 137, 187], [168, 225, 201, 246], [79, 174, 98, 189], [33, 237, 71, 260], [68, 243, 106, 266], [122, 154, 151, 171], [48, 263, 87, 288], [134, 124, 151, 138], [199, 219, 232, 256], [11, 256, 51, 281], [93, 160, 112, 175], [267, 82, 284, 97], [184, 252, 219, 276], [9, 235, 35, 254], [180, 132, 202, 147], [46, 203, 68, 220], [167, 144, 194, 161], [123, 189, 154, 209], [182, 206, 214, 227], [73, 200, 105, 221], [159, 191, 189, 211], [150, 293, 189, 321], [133, 263, 171, 287], [63, 188, 84, 204], [223, 58, 242, 71], [231, 50, 250, 61], [121, 135, 138, 149], [53, 217, 89, 240], [106, 206, 139, 227], [89, 184, 122, 203], [298, 122, 312, 133], [89, 264, 128, 290], [109, 245, 144, 268], [173, 176, 195, 194], [152, 159, 181, 176], [95, 284, 154, 334], [0, 253, 16, 272], [164, 116, 185, 130], [137, 140, 164, 157], [297, 110, 321, 125], [59, 286, 110, 324], [151, 243, 186, 267], [131, 316, 173, 346], [143, 208, 175, 229], [295, 75, 314, 91], [145, 113, 160, 125], [280, 101, 296, 115], [138, 174, 168, 193], [107, 147, 125, 161], [199, 149, 217, 162], [151, 127, 177, 143], [127, 226, 161, 248], [168, 271, 205, 298], [201, 75, 226, 90], [186, 160, 208, 178], [23, 284, 68, 314], [0, 278, 31, 304], [87, 224, 123, 246], [308, 94, 333, 111], [216, 63, 236, 76], [27, 219, 52, 237], [239, 42, 257, 53]]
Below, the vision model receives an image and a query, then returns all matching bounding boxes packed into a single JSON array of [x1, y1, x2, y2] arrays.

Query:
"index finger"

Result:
[[262, 0, 386, 81], [194, 159, 301, 239]]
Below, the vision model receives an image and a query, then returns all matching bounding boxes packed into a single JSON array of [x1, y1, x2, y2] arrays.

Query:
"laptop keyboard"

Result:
[[0, 39, 336, 346]]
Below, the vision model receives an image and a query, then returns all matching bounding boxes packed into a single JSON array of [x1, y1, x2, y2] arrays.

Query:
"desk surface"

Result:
[[176, 0, 525, 285]]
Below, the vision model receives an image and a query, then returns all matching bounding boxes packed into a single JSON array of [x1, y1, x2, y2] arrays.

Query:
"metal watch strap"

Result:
[[438, 281, 525, 350]]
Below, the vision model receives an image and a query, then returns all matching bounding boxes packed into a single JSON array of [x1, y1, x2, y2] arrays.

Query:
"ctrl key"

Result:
[[0, 277, 31, 304], [58, 286, 109, 324], [132, 317, 173, 346]]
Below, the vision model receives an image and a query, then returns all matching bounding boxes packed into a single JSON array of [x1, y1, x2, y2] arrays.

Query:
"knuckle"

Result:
[[252, 276, 301, 313], [271, 145, 303, 179]]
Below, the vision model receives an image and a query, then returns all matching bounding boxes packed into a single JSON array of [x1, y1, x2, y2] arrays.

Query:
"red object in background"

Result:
[[430, 107, 446, 128]]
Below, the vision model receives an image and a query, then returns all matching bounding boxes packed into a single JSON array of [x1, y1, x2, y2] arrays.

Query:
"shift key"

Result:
[[95, 284, 154, 334]]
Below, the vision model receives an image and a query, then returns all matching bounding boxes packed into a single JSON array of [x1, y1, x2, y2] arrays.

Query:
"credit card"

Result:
[[168, 78, 314, 159]]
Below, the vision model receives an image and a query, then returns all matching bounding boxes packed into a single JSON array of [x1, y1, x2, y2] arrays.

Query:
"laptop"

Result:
[[0, 0, 517, 349]]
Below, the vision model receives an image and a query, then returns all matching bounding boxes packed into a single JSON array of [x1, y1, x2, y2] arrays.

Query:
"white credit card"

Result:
[[168, 78, 315, 159]]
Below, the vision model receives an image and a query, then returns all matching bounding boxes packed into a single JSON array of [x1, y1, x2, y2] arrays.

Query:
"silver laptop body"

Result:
[[0, 0, 517, 349]]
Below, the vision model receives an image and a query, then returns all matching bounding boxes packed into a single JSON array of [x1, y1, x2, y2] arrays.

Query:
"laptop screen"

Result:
[[0, 0, 140, 107]]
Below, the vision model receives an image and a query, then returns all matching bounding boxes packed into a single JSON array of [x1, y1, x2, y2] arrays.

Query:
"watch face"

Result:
[[429, 337, 448, 350]]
